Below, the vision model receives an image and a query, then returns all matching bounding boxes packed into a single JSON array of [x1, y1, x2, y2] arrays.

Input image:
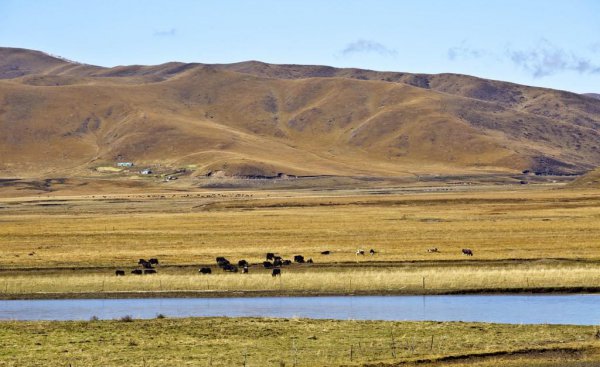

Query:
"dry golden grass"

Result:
[[1, 264, 599, 295], [2, 186, 600, 268], [1, 186, 600, 294]]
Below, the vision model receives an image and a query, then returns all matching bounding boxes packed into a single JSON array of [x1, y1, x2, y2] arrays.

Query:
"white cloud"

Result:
[[153, 28, 176, 37], [340, 39, 397, 57]]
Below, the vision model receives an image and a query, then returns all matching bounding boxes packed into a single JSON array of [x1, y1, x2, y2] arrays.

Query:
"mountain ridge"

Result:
[[1, 47, 599, 185]]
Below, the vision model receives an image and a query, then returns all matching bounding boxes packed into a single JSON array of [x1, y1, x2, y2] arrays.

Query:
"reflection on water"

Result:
[[0, 295, 599, 325]]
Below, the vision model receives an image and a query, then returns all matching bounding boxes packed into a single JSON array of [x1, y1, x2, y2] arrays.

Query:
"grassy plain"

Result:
[[1, 184, 600, 296], [0, 317, 598, 367], [1, 184, 600, 366]]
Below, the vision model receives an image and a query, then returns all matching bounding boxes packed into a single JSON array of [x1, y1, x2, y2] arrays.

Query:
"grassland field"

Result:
[[2, 183, 600, 366], [1, 317, 599, 367], [1, 184, 600, 297]]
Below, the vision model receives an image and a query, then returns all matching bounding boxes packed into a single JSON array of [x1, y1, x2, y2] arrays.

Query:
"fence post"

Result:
[[390, 330, 397, 358], [292, 338, 298, 367], [422, 276, 425, 289], [430, 335, 434, 351], [350, 344, 353, 362]]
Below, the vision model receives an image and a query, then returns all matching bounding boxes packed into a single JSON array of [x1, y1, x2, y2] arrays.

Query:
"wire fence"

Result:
[[1, 270, 599, 295], [51, 334, 457, 367]]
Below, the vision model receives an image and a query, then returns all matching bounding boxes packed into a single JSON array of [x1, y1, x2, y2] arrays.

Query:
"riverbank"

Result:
[[0, 317, 598, 366], [1, 262, 599, 299], [3, 287, 600, 300]]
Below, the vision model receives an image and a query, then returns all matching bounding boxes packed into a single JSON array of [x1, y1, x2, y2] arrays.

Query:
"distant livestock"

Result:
[[282, 260, 292, 266], [131, 269, 143, 275], [199, 267, 212, 274], [272, 268, 281, 277], [273, 258, 283, 267], [369, 249, 376, 255], [138, 259, 153, 269], [144, 269, 157, 274], [320, 251, 331, 255], [238, 260, 248, 267], [266, 253, 275, 260], [149, 258, 159, 265], [263, 261, 273, 269], [462, 249, 474, 256], [294, 255, 305, 263], [356, 249, 365, 255], [242, 266, 249, 274], [222, 264, 238, 272], [427, 248, 439, 253], [115, 270, 125, 276], [306, 258, 313, 263], [216, 257, 230, 267]]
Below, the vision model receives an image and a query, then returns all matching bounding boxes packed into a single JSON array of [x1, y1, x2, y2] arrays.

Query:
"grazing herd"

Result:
[[204, 252, 314, 277], [114, 247, 475, 276], [115, 258, 160, 276], [355, 248, 377, 255]]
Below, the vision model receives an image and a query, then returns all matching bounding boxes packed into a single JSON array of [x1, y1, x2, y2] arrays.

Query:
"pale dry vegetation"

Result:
[[1, 186, 600, 295], [1, 264, 600, 296]]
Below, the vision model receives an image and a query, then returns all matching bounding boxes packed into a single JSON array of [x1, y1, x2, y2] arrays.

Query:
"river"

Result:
[[1, 294, 598, 324]]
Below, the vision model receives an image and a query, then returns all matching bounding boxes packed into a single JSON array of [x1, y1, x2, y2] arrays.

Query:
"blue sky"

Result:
[[1, 0, 599, 93]]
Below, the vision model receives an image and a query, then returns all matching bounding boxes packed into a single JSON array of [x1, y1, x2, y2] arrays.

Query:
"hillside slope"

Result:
[[570, 167, 600, 188], [584, 93, 600, 100], [1, 47, 599, 181]]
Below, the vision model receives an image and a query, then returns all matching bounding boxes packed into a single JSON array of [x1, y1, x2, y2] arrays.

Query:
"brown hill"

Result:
[[0, 47, 102, 80], [1, 47, 599, 186], [583, 93, 600, 100], [570, 167, 600, 188]]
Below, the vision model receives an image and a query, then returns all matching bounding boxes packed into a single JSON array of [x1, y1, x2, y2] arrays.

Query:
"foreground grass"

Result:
[[1, 264, 599, 296], [0, 317, 598, 367]]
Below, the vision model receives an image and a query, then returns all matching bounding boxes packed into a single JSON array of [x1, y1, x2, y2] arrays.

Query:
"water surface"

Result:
[[0, 295, 598, 324]]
